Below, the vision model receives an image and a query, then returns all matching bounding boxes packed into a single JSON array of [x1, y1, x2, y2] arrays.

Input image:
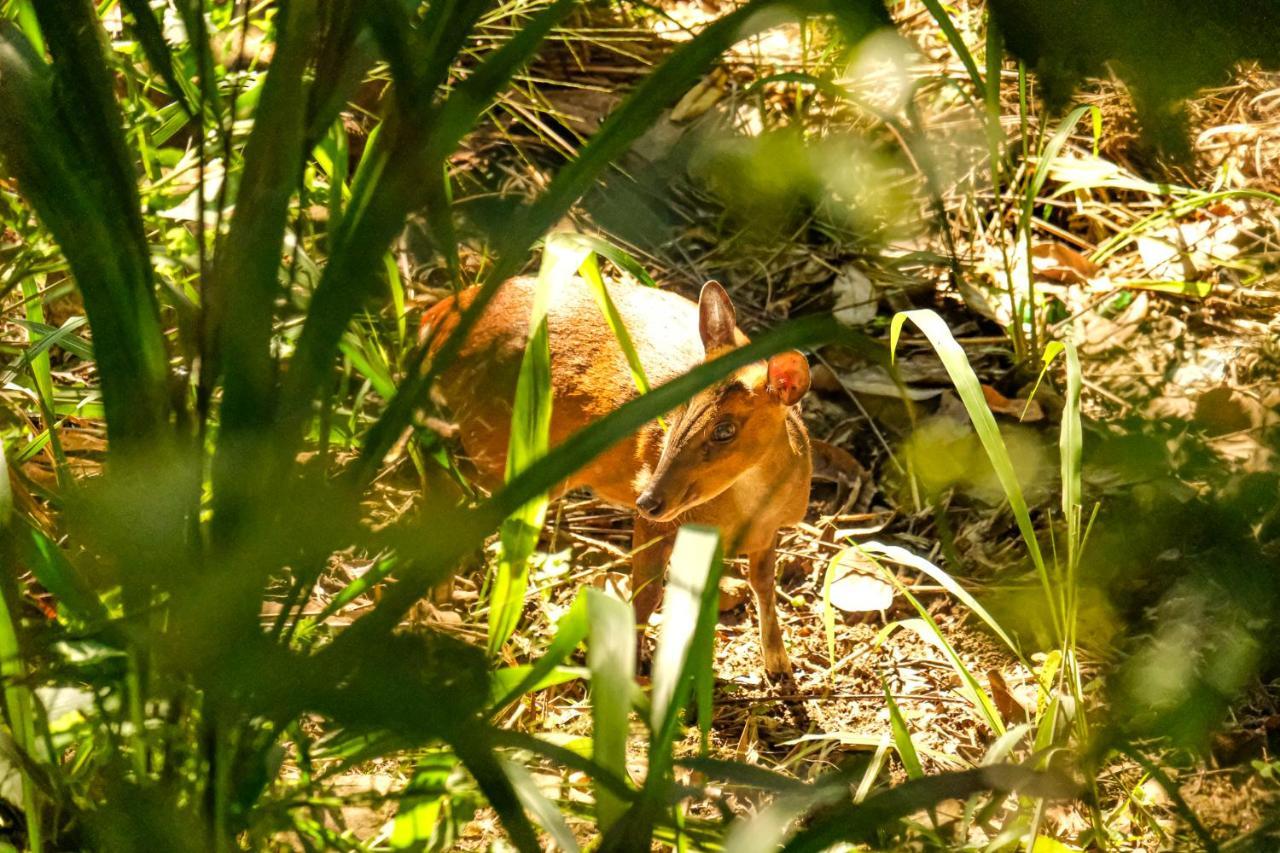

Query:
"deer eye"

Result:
[[711, 420, 737, 443]]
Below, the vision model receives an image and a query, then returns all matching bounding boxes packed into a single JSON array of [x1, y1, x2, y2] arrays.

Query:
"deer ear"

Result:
[[698, 280, 737, 353], [766, 351, 810, 406]]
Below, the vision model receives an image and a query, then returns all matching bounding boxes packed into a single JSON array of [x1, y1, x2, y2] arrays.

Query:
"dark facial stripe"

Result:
[[666, 381, 746, 449]]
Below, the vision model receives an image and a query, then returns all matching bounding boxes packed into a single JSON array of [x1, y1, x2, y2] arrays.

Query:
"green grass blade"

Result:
[[208, 0, 317, 559], [983, 11, 1004, 187], [882, 676, 924, 779], [781, 766, 1073, 851], [857, 547, 1004, 734], [890, 309, 1061, 642], [860, 541, 1028, 668], [20, 525, 108, 626], [8, 316, 92, 370], [488, 240, 588, 655], [212, 0, 316, 430], [18, 277, 70, 490], [559, 233, 659, 288], [1021, 341, 1064, 421], [1018, 105, 1101, 353], [723, 788, 845, 853], [388, 752, 452, 849], [918, 0, 986, 97], [576, 247, 655, 402], [649, 526, 723, 765], [1019, 105, 1101, 238], [453, 737, 541, 853], [821, 550, 837, 669], [0, 440, 41, 852], [587, 588, 636, 832], [502, 757, 581, 853], [491, 592, 590, 712], [119, 0, 195, 116], [1060, 341, 1082, 529]]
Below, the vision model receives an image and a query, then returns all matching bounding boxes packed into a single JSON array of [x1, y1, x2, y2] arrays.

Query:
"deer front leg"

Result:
[[631, 516, 675, 628], [748, 538, 792, 679]]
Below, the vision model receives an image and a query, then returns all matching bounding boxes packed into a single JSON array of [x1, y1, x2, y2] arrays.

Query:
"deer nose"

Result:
[[636, 491, 664, 518]]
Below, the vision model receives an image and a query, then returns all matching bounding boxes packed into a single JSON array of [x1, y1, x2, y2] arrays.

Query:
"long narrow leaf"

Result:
[[890, 309, 1061, 641], [649, 526, 723, 766], [587, 589, 636, 832], [119, 0, 195, 116], [488, 239, 588, 655], [781, 766, 1074, 851], [209, 0, 317, 548]]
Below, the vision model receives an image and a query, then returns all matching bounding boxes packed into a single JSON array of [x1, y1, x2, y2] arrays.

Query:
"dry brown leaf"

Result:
[[987, 669, 1029, 724], [981, 384, 1045, 422], [1030, 242, 1098, 284]]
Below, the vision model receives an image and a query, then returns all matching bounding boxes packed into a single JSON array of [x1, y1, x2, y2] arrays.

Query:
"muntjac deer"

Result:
[[422, 276, 812, 678]]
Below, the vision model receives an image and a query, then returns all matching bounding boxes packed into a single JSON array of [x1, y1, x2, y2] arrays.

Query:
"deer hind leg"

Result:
[[748, 538, 792, 679]]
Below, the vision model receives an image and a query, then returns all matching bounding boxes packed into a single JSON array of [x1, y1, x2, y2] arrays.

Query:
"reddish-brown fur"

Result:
[[423, 276, 811, 676]]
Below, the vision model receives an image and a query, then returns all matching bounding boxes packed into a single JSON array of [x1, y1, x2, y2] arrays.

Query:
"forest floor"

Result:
[[288, 0, 1280, 848]]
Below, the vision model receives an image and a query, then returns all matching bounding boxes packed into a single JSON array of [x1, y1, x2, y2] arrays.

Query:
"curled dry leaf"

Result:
[[982, 384, 1045, 422], [826, 550, 895, 613], [987, 669, 1030, 724], [1030, 242, 1099, 285]]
